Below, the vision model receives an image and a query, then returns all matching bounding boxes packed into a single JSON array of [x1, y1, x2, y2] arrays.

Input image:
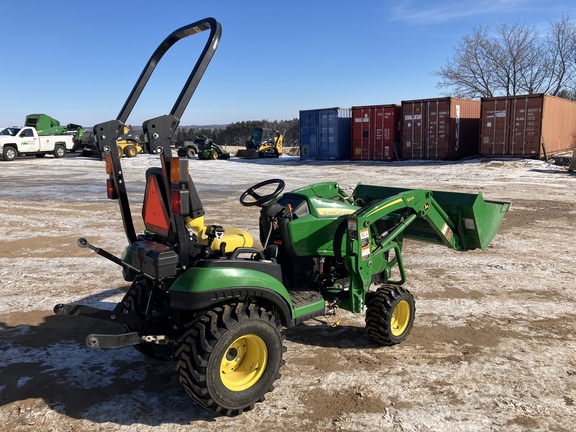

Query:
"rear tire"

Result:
[[53, 144, 66, 158], [186, 147, 197, 158], [176, 302, 285, 416], [365, 285, 415, 345], [124, 144, 138, 158]]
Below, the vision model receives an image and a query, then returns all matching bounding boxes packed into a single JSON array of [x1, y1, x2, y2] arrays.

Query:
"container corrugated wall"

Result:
[[480, 94, 576, 158], [300, 108, 351, 160], [351, 104, 401, 161], [401, 97, 481, 160]]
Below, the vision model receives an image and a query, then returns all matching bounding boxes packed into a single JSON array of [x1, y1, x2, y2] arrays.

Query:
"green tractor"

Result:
[[195, 135, 231, 160], [54, 19, 510, 416]]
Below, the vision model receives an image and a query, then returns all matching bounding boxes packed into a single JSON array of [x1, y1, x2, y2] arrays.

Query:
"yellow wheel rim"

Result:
[[390, 300, 411, 336], [220, 334, 268, 391]]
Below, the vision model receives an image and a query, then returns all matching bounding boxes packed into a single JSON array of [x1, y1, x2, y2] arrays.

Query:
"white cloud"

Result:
[[391, 0, 533, 25]]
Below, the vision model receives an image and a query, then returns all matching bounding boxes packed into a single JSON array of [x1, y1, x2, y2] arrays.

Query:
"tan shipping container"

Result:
[[480, 94, 576, 158], [401, 97, 481, 160]]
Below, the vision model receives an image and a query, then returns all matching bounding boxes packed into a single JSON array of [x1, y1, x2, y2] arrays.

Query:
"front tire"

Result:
[[365, 285, 415, 345], [2, 146, 17, 161], [176, 302, 285, 416]]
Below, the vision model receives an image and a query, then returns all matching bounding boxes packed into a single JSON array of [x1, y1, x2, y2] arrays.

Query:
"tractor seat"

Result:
[[186, 215, 254, 253]]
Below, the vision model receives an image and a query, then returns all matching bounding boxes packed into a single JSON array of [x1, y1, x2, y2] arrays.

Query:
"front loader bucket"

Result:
[[235, 149, 259, 159], [354, 185, 510, 251], [78, 148, 103, 158], [427, 189, 510, 250]]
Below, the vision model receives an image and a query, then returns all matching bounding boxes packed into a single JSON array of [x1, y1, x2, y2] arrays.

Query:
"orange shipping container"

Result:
[[401, 97, 481, 160], [351, 104, 401, 161], [480, 94, 576, 158]]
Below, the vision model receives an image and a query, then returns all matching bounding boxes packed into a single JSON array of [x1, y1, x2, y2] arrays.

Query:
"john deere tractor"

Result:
[[54, 18, 510, 416]]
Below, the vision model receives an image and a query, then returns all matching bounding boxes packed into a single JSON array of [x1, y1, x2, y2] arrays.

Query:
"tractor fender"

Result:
[[169, 266, 295, 325]]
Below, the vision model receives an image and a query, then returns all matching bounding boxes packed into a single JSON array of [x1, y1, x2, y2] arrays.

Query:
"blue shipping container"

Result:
[[299, 108, 352, 160]]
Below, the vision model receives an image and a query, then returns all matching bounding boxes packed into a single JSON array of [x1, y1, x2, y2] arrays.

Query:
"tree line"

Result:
[[434, 16, 576, 100], [175, 119, 300, 147]]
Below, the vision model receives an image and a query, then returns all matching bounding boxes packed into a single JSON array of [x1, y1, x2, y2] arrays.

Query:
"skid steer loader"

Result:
[[235, 127, 283, 158], [54, 18, 510, 416]]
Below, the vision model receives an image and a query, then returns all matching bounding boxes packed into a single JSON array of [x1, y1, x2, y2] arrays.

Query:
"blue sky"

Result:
[[1, 0, 574, 127]]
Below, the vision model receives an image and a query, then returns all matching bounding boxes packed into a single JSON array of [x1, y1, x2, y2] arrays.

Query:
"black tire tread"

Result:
[[365, 284, 415, 346], [175, 302, 285, 416]]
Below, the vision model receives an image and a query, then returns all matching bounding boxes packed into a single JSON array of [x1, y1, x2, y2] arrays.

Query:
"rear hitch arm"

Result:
[[53, 302, 140, 327]]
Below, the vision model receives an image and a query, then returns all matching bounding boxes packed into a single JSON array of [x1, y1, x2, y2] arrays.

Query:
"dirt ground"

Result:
[[1, 151, 575, 432]]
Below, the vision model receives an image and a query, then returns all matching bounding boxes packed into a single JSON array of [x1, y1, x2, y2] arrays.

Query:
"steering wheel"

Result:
[[240, 179, 285, 207]]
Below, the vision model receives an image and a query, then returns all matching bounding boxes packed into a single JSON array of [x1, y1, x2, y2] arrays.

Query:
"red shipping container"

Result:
[[351, 104, 401, 161], [401, 97, 481, 160], [480, 94, 576, 158]]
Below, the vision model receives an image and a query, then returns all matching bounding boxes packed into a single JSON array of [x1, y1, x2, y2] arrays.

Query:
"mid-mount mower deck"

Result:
[[54, 18, 510, 416]]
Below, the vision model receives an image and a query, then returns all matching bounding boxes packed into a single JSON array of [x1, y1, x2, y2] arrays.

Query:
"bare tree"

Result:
[[492, 23, 543, 95], [544, 16, 576, 96], [434, 17, 576, 100], [434, 27, 497, 98]]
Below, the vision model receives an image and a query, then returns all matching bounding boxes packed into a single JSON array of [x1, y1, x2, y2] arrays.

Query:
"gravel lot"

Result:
[[1, 151, 575, 431]]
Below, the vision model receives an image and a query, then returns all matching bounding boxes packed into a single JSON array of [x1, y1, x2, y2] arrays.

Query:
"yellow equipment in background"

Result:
[[116, 125, 143, 158], [235, 127, 283, 158]]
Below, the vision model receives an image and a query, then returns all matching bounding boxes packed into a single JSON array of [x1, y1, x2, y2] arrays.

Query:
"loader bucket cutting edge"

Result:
[[235, 149, 259, 159], [353, 185, 510, 251]]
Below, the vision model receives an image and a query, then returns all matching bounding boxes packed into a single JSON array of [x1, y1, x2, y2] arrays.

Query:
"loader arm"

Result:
[[340, 185, 510, 313]]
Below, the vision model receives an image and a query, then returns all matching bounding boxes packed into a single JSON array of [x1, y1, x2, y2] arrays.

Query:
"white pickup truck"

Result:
[[0, 126, 75, 161]]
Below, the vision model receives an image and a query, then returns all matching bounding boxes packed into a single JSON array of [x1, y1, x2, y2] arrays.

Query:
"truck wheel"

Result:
[[176, 302, 285, 415], [53, 144, 66, 158], [2, 146, 17, 161], [365, 285, 415, 345], [124, 145, 138, 158], [185, 147, 196, 158], [121, 278, 172, 360]]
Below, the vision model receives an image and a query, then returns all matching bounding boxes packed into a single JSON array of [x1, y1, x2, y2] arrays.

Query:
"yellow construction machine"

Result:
[[116, 125, 144, 157], [236, 127, 283, 158]]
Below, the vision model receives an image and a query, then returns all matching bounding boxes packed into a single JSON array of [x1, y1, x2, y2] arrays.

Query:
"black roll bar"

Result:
[[93, 18, 221, 244]]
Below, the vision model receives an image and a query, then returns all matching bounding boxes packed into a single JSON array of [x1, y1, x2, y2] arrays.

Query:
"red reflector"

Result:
[[142, 176, 170, 237], [106, 178, 118, 199], [171, 189, 182, 215]]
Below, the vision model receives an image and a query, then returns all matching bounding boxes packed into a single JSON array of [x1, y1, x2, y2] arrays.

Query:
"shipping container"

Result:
[[351, 104, 401, 161], [480, 94, 576, 158], [401, 97, 481, 160], [300, 108, 351, 161]]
